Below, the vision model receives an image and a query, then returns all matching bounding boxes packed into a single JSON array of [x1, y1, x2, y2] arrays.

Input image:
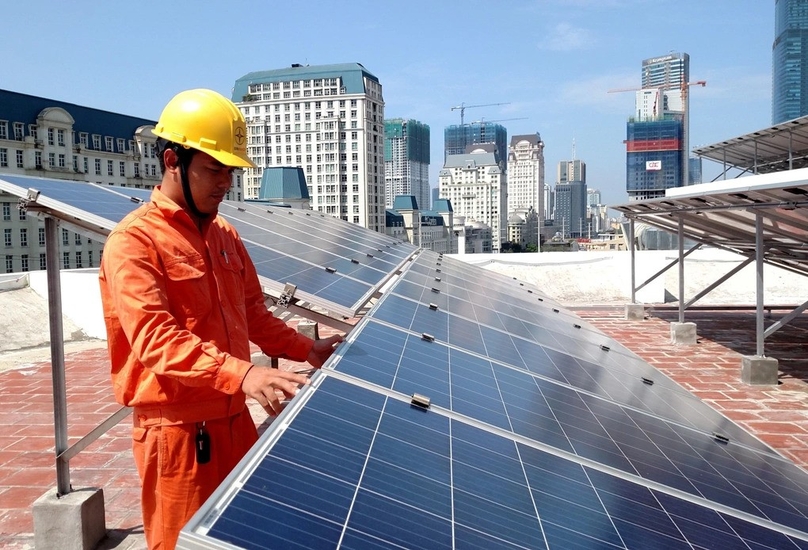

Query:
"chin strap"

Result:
[[179, 157, 209, 219]]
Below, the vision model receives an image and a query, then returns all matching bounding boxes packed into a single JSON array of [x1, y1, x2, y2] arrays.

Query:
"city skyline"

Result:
[[2, 1, 773, 208]]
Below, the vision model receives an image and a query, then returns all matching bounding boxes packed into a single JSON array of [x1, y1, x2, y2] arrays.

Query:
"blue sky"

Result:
[[4, 0, 772, 207]]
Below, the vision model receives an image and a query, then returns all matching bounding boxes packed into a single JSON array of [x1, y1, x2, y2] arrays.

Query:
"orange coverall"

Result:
[[99, 187, 314, 549]]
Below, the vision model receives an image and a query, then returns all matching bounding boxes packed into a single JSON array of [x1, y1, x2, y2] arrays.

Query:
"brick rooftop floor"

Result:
[[0, 310, 806, 549]]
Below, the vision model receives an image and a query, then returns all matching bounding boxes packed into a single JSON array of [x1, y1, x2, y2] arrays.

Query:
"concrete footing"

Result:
[[624, 304, 645, 321], [33, 487, 106, 550], [670, 322, 697, 345], [741, 355, 780, 385]]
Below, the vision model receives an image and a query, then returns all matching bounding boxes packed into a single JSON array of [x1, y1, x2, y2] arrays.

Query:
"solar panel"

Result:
[[180, 375, 808, 549], [180, 246, 808, 548], [0, 174, 416, 316]]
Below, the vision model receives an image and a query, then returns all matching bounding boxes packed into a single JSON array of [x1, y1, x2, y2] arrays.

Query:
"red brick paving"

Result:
[[1, 310, 807, 548]]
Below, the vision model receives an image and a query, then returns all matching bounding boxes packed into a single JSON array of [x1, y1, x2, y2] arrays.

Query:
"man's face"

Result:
[[186, 152, 235, 215]]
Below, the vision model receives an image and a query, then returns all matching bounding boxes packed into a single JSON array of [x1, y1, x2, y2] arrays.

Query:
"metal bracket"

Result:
[[276, 283, 297, 309]]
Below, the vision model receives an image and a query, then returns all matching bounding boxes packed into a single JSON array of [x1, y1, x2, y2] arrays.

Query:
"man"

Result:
[[99, 88, 342, 550]]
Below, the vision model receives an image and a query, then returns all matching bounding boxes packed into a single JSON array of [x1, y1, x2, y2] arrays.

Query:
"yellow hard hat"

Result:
[[152, 88, 255, 168]]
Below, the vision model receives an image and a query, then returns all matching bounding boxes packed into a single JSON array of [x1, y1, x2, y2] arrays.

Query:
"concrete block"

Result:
[[624, 304, 645, 321], [670, 322, 697, 345], [741, 355, 779, 385], [298, 320, 319, 340], [250, 352, 273, 367], [33, 487, 105, 550]]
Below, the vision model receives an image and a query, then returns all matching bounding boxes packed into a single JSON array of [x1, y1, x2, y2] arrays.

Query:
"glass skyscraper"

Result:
[[383, 119, 430, 210], [444, 122, 507, 166], [773, 0, 808, 123]]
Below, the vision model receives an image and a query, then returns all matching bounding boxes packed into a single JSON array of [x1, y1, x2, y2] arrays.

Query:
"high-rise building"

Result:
[[0, 89, 160, 274], [438, 150, 506, 252], [383, 119, 430, 211], [554, 159, 587, 238], [444, 122, 507, 165], [773, 0, 808, 123], [232, 63, 386, 232], [625, 53, 690, 200], [506, 134, 544, 218]]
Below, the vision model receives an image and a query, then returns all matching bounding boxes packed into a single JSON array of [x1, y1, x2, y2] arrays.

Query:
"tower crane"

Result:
[[451, 102, 510, 125]]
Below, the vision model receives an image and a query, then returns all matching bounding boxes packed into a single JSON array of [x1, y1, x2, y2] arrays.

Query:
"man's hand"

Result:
[[306, 334, 344, 368], [241, 366, 310, 416]]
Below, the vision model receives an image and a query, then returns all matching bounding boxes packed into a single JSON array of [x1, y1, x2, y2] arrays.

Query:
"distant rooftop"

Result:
[[232, 63, 379, 101], [258, 167, 309, 201]]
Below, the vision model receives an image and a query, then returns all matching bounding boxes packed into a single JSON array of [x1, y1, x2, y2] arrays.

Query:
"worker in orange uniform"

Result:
[[98, 88, 343, 550]]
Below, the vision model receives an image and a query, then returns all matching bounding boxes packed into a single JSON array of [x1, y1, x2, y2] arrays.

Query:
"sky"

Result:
[[3, 0, 774, 208]]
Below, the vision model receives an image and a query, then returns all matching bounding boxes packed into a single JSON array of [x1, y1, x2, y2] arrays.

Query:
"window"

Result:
[[18, 208, 25, 221], [63, 252, 70, 269], [29, 125, 38, 140], [48, 152, 55, 168], [20, 254, 28, 272], [92, 135, 101, 149], [13, 123, 23, 140], [48, 128, 54, 145], [107, 160, 114, 176], [0, 148, 6, 168], [3, 228, 11, 247], [39, 253, 46, 270], [83, 157, 88, 173], [2, 203, 9, 221], [80, 133, 88, 146], [62, 229, 69, 246], [16, 150, 23, 168], [57, 129, 65, 146], [0, 121, 9, 140], [134, 163, 140, 177], [117, 138, 125, 152], [5, 255, 12, 273], [35, 151, 42, 168], [88, 250, 93, 267], [19, 228, 27, 247], [105, 137, 114, 151], [75, 233, 81, 246], [119, 161, 125, 177], [38, 227, 45, 246], [75, 252, 82, 268], [58, 154, 65, 168]]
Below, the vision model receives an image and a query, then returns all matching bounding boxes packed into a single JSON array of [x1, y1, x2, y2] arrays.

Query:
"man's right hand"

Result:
[[241, 366, 310, 416]]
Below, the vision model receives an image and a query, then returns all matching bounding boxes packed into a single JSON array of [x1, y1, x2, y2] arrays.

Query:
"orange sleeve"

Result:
[[236, 236, 315, 361], [103, 229, 251, 394]]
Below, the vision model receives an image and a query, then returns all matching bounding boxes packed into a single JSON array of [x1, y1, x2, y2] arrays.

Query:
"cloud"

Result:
[[539, 23, 595, 52]]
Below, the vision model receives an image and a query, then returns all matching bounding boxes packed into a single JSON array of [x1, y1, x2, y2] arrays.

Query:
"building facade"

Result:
[[438, 150, 506, 252], [385, 195, 456, 253], [0, 89, 163, 274], [773, 0, 808, 123], [233, 63, 386, 232], [554, 159, 587, 238], [383, 119, 430, 211], [444, 122, 507, 165], [625, 53, 691, 201], [506, 133, 545, 217]]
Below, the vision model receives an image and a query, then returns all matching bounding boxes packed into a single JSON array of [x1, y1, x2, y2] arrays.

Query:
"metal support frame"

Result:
[[44, 216, 71, 497], [678, 217, 685, 323], [630, 219, 635, 303], [755, 214, 765, 356]]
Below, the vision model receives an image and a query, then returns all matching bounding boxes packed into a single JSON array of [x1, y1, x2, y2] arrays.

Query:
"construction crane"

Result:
[[469, 117, 529, 124], [451, 102, 510, 125]]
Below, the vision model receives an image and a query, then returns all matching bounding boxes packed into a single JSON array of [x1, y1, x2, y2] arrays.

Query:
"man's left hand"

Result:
[[306, 334, 344, 368]]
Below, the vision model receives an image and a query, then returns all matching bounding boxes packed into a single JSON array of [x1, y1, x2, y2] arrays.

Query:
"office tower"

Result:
[[444, 122, 507, 165], [773, 0, 808, 123], [0, 89, 159, 273], [587, 188, 602, 206], [626, 53, 691, 200], [555, 159, 587, 238], [506, 134, 545, 217], [383, 119, 430, 211], [233, 63, 386, 232], [438, 150, 506, 252]]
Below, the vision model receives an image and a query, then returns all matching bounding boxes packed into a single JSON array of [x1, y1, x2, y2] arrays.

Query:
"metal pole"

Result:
[[630, 219, 636, 304], [756, 213, 765, 357], [45, 216, 71, 496], [678, 216, 685, 323]]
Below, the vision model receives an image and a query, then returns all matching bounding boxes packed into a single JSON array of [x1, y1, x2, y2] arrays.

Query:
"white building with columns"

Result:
[[506, 133, 544, 220], [438, 149, 506, 252]]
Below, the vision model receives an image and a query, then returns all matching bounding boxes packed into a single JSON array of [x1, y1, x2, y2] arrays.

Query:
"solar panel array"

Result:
[[181, 249, 808, 549], [4, 174, 807, 548], [0, 174, 415, 316]]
